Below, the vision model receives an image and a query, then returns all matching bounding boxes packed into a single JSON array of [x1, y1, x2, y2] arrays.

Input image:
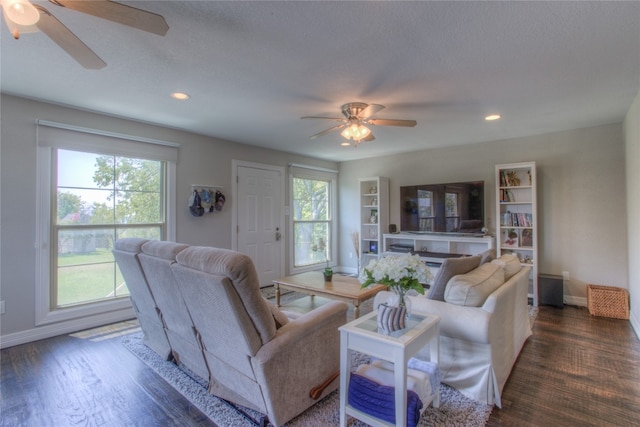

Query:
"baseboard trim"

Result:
[[0, 307, 136, 349], [563, 295, 587, 307], [629, 310, 640, 340]]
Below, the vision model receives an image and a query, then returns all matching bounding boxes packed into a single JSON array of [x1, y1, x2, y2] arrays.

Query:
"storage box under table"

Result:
[[586, 284, 629, 320]]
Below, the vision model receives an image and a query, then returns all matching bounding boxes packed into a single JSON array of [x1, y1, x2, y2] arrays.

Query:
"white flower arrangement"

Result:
[[359, 254, 433, 295]]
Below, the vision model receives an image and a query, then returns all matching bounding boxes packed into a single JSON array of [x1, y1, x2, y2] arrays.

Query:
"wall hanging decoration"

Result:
[[190, 185, 223, 216]]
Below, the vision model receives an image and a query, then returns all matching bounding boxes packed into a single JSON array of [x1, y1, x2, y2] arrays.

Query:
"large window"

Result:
[[55, 150, 164, 308], [290, 166, 337, 272], [36, 120, 177, 325]]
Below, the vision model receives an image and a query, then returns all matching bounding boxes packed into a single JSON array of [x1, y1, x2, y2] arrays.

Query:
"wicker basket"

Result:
[[586, 284, 629, 320]]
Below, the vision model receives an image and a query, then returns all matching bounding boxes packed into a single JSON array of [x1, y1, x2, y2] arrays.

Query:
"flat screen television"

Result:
[[400, 181, 484, 234]]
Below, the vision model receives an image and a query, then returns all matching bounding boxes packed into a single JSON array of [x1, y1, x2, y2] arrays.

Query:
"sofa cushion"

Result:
[[491, 254, 521, 280], [427, 255, 481, 301], [444, 262, 505, 307]]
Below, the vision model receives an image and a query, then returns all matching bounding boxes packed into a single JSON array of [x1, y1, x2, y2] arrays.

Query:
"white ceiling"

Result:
[[1, 1, 639, 162]]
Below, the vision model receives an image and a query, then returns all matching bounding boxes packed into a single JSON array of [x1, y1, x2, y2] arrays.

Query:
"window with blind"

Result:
[[36, 121, 177, 324], [289, 165, 337, 273]]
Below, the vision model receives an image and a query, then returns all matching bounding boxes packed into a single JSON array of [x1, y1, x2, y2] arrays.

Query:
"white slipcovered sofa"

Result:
[[374, 253, 532, 407]]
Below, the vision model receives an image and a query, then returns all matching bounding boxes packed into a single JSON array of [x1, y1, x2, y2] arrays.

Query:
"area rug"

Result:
[[70, 319, 140, 342], [260, 285, 295, 300], [122, 332, 492, 426]]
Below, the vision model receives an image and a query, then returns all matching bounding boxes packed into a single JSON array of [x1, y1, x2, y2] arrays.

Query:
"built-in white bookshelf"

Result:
[[359, 177, 389, 271], [495, 162, 538, 306]]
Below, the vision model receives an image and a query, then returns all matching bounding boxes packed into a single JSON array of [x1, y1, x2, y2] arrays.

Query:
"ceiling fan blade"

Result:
[[358, 104, 385, 119], [301, 116, 346, 122], [50, 0, 169, 36], [363, 133, 376, 142], [309, 124, 345, 140], [367, 118, 417, 127], [35, 5, 106, 69]]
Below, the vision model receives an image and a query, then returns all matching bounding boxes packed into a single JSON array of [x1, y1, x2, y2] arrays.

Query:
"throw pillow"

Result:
[[491, 253, 521, 280], [426, 255, 481, 301], [444, 262, 505, 307]]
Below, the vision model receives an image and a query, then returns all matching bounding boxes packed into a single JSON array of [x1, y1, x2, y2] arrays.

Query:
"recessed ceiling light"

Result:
[[171, 92, 190, 100], [485, 114, 501, 121], [340, 141, 351, 147]]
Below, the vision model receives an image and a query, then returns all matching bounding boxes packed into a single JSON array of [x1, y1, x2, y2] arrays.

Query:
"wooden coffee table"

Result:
[[272, 271, 386, 319]]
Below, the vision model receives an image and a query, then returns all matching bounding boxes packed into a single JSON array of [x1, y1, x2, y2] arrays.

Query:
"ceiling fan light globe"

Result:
[[3, 0, 40, 27], [340, 123, 371, 140], [1, 9, 36, 39], [358, 125, 371, 139]]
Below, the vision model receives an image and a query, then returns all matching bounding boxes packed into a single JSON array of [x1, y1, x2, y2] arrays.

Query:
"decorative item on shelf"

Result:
[[370, 208, 378, 224], [360, 254, 433, 318], [521, 229, 533, 247], [371, 197, 378, 206], [504, 170, 520, 186], [503, 229, 519, 248], [369, 186, 377, 194]]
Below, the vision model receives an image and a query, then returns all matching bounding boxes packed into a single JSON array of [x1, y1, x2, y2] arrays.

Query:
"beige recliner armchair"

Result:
[[112, 238, 171, 359], [171, 245, 348, 427], [137, 240, 210, 381], [114, 239, 348, 426]]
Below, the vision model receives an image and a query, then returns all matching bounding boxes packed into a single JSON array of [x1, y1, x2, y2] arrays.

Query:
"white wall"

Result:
[[624, 91, 640, 336], [0, 94, 337, 341], [338, 123, 628, 305]]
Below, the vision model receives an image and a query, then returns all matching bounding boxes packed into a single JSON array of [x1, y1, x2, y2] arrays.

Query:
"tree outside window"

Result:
[[292, 177, 332, 268], [55, 149, 164, 307]]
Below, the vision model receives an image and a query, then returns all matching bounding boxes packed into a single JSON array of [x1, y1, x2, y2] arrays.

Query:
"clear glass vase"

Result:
[[390, 287, 413, 319]]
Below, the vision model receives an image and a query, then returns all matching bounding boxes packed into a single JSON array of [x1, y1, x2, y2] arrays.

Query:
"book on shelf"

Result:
[[500, 189, 515, 202], [500, 212, 532, 227]]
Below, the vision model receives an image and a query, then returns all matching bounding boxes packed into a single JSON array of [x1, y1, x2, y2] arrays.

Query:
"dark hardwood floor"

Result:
[[488, 305, 640, 427], [1, 305, 639, 426]]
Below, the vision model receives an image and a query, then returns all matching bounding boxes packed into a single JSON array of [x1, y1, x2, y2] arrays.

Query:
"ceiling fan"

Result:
[[0, 0, 169, 69], [301, 102, 417, 147]]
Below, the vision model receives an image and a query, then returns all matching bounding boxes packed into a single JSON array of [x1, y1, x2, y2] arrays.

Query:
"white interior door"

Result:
[[235, 164, 284, 287]]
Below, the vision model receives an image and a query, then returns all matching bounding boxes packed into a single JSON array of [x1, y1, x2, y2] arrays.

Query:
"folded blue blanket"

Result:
[[348, 373, 423, 427], [408, 357, 440, 396]]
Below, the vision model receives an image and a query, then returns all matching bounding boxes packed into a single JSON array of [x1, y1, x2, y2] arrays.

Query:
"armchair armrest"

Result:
[[251, 301, 348, 424], [255, 300, 348, 362]]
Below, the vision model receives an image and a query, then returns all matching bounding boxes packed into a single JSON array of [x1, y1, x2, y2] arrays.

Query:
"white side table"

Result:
[[339, 310, 440, 427]]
